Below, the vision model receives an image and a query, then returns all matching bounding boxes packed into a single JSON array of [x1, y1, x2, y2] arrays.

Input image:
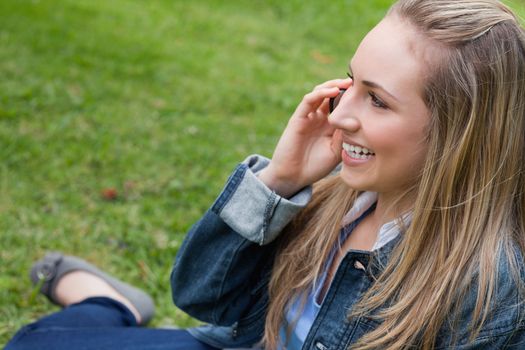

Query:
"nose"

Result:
[[328, 89, 361, 132]]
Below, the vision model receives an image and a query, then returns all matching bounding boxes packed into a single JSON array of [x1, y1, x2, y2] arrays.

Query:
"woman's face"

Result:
[[329, 16, 431, 200]]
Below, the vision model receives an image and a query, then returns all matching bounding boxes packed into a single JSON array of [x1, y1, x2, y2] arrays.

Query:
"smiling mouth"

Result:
[[342, 142, 375, 159]]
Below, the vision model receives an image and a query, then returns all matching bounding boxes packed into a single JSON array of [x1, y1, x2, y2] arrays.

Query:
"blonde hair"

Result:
[[263, 1, 525, 349]]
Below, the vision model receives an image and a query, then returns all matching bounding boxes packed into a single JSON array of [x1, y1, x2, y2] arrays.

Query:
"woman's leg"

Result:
[[6, 253, 220, 350], [6, 297, 218, 350]]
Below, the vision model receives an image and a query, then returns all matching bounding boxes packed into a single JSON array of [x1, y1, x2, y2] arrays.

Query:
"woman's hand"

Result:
[[258, 78, 352, 198]]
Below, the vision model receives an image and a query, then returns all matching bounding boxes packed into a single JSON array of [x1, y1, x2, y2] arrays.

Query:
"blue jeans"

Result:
[[6, 297, 220, 350]]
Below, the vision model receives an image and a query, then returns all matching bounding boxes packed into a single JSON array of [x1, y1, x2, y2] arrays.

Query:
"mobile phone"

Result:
[[329, 88, 347, 113]]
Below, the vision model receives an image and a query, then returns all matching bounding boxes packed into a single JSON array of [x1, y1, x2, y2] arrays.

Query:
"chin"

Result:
[[339, 171, 373, 192]]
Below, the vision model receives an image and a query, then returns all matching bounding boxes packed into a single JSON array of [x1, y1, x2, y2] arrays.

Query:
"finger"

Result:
[[295, 87, 340, 118], [313, 77, 353, 91], [308, 98, 333, 120], [313, 78, 350, 90], [303, 87, 340, 108], [320, 80, 354, 115], [331, 129, 344, 158], [318, 98, 331, 115]]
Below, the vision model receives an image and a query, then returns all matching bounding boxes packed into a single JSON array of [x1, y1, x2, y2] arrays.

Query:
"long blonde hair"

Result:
[[263, 1, 525, 349]]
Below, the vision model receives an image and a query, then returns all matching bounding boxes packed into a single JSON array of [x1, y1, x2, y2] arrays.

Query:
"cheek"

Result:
[[369, 126, 412, 152], [373, 125, 429, 163]]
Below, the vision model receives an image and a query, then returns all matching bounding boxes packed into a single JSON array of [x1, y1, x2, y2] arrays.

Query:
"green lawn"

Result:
[[1, 0, 523, 346]]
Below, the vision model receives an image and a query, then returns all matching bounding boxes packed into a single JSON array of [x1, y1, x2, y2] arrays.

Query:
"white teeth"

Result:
[[342, 142, 375, 160], [343, 142, 375, 156]]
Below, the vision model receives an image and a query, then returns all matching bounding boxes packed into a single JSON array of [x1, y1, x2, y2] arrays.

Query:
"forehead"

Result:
[[351, 16, 431, 99]]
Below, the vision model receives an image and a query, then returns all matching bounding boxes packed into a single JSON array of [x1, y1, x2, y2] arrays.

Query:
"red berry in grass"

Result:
[[101, 188, 118, 200]]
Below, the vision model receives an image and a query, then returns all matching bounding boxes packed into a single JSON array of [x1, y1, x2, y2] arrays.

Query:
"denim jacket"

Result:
[[171, 155, 525, 349]]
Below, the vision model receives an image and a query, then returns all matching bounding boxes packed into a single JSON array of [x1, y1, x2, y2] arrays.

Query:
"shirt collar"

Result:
[[341, 192, 412, 251]]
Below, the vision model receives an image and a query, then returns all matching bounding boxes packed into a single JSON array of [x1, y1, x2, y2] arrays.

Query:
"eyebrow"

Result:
[[349, 62, 401, 103]]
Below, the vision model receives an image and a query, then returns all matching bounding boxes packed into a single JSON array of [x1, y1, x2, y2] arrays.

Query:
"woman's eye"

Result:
[[346, 71, 354, 80], [369, 92, 387, 109]]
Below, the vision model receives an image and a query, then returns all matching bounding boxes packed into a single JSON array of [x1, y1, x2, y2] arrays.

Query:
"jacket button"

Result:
[[315, 341, 328, 350], [354, 259, 366, 271]]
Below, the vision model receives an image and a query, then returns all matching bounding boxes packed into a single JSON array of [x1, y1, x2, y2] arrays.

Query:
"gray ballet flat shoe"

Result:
[[30, 252, 155, 325]]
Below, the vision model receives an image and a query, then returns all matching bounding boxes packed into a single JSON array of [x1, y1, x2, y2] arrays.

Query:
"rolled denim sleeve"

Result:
[[171, 156, 311, 329], [211, 154, 312, 245]]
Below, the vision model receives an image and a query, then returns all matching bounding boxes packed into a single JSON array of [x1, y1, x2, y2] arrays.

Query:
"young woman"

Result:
[[7, 0, 525, 349]]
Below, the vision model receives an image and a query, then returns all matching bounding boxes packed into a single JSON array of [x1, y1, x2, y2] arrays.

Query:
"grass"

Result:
[[0, 0, 523, 346]]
